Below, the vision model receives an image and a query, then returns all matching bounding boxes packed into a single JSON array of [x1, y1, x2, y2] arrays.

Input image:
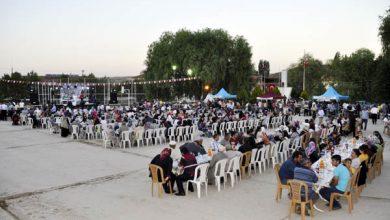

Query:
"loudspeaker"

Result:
[[109, 91, 118, 104], [29, 90, 39, 105]]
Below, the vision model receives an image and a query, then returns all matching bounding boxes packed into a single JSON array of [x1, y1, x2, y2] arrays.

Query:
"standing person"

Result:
[[319, 155, 351, 210], [1, 103, 7, 121], [60, 114, 70, 137], [360, 108, 369, 131], [370, 105, 378, 125], [348, 108, 356, 137], [317, 108, 325, 125]]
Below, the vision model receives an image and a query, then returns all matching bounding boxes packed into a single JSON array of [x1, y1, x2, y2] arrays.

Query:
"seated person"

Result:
[[328, 131, 340, 145], [238, 137, 253, 154], [12, 113, 20, 125], [175, 147, 197, 196], [150, 148, 175, 194], [305, 139, 319, 164], [193, 136, 207, 155], [319, 155, 351, 210], [358, 145, 369, 162], [220, 133, 233, 151], [279, 151, 303, 184], [350, 149, 361, 173], [168, 141, 181, 161], [343, 158, 353, 175], [207, 152, 228, 185], [293, 159, 318, 214], [210, 133, 222, 153]]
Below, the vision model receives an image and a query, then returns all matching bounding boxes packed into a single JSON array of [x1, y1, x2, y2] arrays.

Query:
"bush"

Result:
[[300, 90, 309, 100]]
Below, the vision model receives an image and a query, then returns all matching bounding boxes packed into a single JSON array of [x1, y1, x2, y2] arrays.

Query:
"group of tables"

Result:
[[310, 138, 364, 212]]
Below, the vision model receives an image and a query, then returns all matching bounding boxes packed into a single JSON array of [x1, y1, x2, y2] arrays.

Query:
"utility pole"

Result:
[[303, 50, 306, 92]]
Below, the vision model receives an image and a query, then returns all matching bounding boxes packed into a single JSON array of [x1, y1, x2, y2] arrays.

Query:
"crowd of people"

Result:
[[278, 125, 384, 215], [1, 98, 387, 215]]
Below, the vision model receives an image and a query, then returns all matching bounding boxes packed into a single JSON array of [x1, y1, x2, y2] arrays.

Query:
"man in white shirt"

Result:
[[317, 108, 325, 125], [210, 134, 222, 152], [168, 141, 181, 161], [0, 103, 7, 121], [370, 106, 378, 125]]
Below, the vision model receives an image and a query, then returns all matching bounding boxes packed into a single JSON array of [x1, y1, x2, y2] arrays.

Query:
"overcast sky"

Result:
[[0, 0, 388, 77]]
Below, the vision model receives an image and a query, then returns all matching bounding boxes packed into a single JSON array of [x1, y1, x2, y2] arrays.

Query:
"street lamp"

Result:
[[187, 68, 193, 76], [172, 65, 177, 71]]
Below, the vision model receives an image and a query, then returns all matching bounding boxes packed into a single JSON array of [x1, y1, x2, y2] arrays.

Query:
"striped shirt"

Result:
[[293, 167, 318, 190]]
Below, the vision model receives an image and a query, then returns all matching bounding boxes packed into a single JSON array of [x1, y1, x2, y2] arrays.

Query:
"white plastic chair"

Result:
[[265, 117, 271, 129], [168, 127, 176, 141], [176, 127, 184, 142], [144, 129, 154, 146], [249, 148, 259, 175], [121, 130, 131, 148], [214, 159, 228, 192], [190, 125, 198, 141], [95, 124, 102, 139], [253, 148, 265, 173], [211, 123, 218, 135], [270, 142, 280, 168], [102, 131, 111, 148], [279, 139, 290, 162], [219, 122, 226, 134], [134, 130, 144, 147], [232, 121, 238, 131], [154, 128, 166, 145], [28, 118, 34, 128], [71, 125, 79, 139], [41, 117, 48, 129], [226, 156, 240, 187], [184, 126, 191, 141], [186, 163, 210, 198], [85, 125, 94, 140]]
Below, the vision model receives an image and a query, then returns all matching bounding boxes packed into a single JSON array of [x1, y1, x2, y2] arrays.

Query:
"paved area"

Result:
[[0, 118, 389, 220]]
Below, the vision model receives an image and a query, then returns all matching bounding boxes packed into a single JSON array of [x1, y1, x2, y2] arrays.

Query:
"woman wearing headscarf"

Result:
[[306, 138, 319, 163], [60, 113, 70, 137], [175, 147, 197, 196], [150, 148, 175, 194]]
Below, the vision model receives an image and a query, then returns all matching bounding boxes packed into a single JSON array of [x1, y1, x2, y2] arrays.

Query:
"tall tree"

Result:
[[144, 28, 253, 100], [287, 54, 327, 99]]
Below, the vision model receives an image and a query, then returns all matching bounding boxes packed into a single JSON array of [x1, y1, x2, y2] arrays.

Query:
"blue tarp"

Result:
[[214, 88, 237, 99], [313, 86, 349, 101]]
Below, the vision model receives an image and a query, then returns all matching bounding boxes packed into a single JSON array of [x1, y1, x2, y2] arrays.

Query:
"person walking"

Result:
[[360, 108, 369, 131], [370, 105, 378, 125]]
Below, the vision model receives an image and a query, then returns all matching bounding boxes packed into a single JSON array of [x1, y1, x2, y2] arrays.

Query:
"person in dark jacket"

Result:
[[150, 148, 175, 194], [279, 151, 303, 184], [175, 147, 197, 196], [238, 137, 253, 153]]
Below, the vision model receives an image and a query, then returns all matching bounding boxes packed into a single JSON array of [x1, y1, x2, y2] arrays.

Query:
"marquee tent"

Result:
[[214, 88, 237, 99], [312, 86, 349, 101], [257, 91, 285, 100], [203, 93, 215, 103]]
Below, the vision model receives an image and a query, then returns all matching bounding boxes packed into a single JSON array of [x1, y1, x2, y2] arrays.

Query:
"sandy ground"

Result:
[[0, 117, 389, 220]]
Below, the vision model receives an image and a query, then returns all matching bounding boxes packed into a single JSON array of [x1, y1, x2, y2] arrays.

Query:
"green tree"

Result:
[[300, 90, 309, 100], [250, 85, 263, 102], [287, 54, 327, 98], [328, 48, 376, 101], [379, 7, 390, 53], [144, 28, 253, 100], [238, 88, 250, 104]]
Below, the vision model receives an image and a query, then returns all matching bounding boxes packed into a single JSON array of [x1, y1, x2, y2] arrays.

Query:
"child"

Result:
[[343, 158, 354, 175]]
